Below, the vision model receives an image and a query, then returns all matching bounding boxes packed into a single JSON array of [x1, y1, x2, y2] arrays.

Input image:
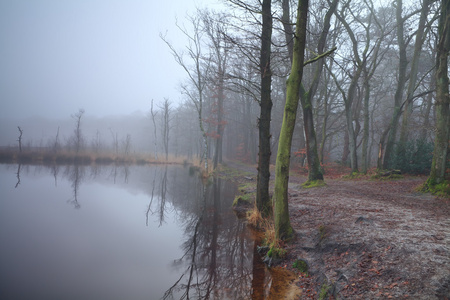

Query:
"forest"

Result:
[[160, 0, 449, 189], [156, 0, 449, 206]]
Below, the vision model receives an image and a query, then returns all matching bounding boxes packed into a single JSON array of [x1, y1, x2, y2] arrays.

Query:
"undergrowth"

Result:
[[302, 179, 326, 188], [418, 180, 450, 197], [293, 259, 308, 275], [246, 206, 287, 259]]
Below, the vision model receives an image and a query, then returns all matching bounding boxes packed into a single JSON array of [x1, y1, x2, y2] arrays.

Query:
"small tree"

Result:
[[160, 98, 172, 161], [161, 14, 211, 171], [109, 128, 119, 155], [71, 109, 85, 153], [17, 126, 23, 153], [150, 99, 158, 160], [53, 126, 60, 153], [122, 134, 132, 156]]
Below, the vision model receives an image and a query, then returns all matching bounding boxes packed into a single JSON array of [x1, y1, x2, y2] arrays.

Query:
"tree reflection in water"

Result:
[[162, 175, 255, 300], [6, 163, 269, 298], [64, 164, 84, 209]]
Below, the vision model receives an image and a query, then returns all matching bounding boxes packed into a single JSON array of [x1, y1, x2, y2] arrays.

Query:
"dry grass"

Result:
[[0, 148, 201, 167], [246, 205, 264, 229], [246, 205, 287, 258]]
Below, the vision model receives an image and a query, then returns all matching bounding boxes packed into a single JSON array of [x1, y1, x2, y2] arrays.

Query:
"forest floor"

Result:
[[222, 160, 450, 300]]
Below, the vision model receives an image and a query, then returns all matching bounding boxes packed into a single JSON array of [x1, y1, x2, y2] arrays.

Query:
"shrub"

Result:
[[390, 138, 433, 175]]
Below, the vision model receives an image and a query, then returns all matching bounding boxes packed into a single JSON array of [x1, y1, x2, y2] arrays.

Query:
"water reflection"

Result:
[[15, 164, 21, 188], [65, 165, 83, 209], [0, 163, 269, 299], [164, 176, 254, 299]]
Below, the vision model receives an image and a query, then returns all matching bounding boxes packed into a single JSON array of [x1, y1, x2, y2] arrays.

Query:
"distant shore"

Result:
[[0, 148, 191, 166]]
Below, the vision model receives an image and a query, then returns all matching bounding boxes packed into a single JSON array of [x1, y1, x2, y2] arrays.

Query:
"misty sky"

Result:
[[0, 0, 224, 121]]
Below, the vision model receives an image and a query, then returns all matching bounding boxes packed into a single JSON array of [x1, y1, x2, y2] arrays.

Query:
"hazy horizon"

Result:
[[0, 0, 225, 120]]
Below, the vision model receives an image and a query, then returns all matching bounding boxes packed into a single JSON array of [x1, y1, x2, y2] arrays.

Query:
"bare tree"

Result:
[[150, 99, 158, 160], [160, 98, 172, 161], [122, 134, 132, 156], [71, 109, 85, 153], [53, 126, 60, 153], [202, 10, 230, 170], [17, 126, 23, 153], [109, 128, 119, 155], [161, 13, 211, 171]]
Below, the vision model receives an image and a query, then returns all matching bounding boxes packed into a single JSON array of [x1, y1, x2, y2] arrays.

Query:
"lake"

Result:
[[0, 163, 270, 299]]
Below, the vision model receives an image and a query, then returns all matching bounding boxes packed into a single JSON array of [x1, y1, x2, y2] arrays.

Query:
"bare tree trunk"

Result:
[[399, 0, 432, 144], [72, 109, 85, 153], [151, 99, 158, 160], [428, 0, 450, 186], [282, 0, 337, 181], [361, 76, 370, 174], [273, 0, 309, 240], [383, 0, 407, 169], [17, 126, 23, 153], [420, 87, 434, 141], [161, 15, 210, 171], [160, 98, 171, 161], [256, 0, 273, 217]]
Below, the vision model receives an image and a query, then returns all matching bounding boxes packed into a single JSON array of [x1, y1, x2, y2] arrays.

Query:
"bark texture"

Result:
[[273, 0, 309, 240], [428, 0, 450, 185], [256, 0, 273, 216]]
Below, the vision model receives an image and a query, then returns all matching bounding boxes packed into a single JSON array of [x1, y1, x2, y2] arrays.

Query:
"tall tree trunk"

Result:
[[281, 0, 294, 62], [282, 0, 337, 181], [214, 68, 225, 169], [273, 0, 309, 241], [300, 93, 324, 181], [399, 0, 431, 144], [428, 0, 450, 186], [361, 74, 370, 174], [256, 0, 273, 217], [383, 0, 407, 169], [420, 86, 434, 141]]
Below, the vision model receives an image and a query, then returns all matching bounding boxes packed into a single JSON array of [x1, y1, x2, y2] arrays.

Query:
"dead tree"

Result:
[[17, 126, 23, 153]]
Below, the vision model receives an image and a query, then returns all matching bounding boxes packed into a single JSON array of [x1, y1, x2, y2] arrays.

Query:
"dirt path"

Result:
[[224, 161, 450, 299]]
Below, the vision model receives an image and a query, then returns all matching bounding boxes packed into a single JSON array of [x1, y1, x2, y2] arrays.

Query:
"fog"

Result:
[[0, 0, 224, 120]]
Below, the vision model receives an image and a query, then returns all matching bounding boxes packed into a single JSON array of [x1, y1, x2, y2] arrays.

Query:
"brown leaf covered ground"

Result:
[[225, 161, 450, 299], [285, 175, 449, 299]]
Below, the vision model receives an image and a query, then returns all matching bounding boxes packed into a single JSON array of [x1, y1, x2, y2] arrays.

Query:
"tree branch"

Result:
[[304, 46, 337, 67]]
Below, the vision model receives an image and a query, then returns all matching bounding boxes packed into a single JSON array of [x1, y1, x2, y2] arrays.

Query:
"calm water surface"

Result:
[[0, 164, 263, 299]]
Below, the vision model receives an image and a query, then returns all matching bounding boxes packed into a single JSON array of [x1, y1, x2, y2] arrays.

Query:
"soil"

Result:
[[222, 161, 450, 300]]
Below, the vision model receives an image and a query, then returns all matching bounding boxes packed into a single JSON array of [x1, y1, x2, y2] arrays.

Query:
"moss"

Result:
[[239, 182, 256, 192], [293, 259, 308, 275], [302, 179, 326, 188], [215, 164, 254, 181], [318, 281, 331, 300], [267, 244, 287, 259], [319, 224, 327, 241], [343, 171, 363, 179], [371, 173, 403, 180], [233, 193, 254, 207], [419, 180, 450, 197]]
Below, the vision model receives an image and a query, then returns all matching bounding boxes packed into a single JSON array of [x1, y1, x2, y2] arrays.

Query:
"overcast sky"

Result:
[[0, 0, 225, 121]]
